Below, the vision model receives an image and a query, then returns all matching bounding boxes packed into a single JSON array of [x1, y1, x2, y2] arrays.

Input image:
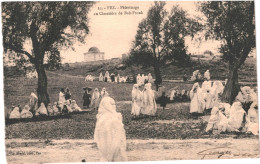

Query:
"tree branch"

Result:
[[5, 43, 35, 63]]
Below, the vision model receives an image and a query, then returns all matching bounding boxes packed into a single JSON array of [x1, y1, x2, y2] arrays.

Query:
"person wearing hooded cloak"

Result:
[[35, 103, 48, 116], [94, 96, 127, 162], [21, 105, 33, 118], [29, 92, 38, 115], [227, 102, 246, 131], [59, 88, 66, 105], [131, 84, 142, 117], [71, 100, 82, 112], [204, 70, 210, 81], [9, 107, 21, 119], [104, 71, 110, 82], [136, 74, 142, 86], [99, 73, 104, 82], [141, 83, 157, 116], [205, 107, 220, 133], [91, 88, 101, 110], [246, 102, 259, 135], [147, 73, 153, 83], [190, 83, 205, 115]]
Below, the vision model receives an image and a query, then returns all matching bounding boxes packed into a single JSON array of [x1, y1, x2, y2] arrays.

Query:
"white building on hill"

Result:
[[84, 47, 105, 62]]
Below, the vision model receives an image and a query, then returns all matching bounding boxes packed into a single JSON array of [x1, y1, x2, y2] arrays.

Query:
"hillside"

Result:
[[53, 57, 257, 82]]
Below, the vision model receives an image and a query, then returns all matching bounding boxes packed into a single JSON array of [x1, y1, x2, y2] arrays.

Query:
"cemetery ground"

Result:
[[4, 69, 259, 162]]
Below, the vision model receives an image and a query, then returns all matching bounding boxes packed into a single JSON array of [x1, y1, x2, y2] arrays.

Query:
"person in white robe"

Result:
[[201, 80, 212, 93], [204, 90, 215, 110], [9, 107, 21, 119], [227, 102, 246, 131], [104, 71, 110, 82], [141, 83, 157, 116], [59, 88, 66, 105], [100, 88, 109, 100], [141, 74, 145, 85], [136, 74, 142, 86], [189, 83, 205, 114], [205, 107, 220, 132], [246, 102, 258, 135], [211, 81, 224, 101], [170, 90, 177, 101], [94, 96, 127, 162], [99, 73, 104, 82], [20, 105, 33, 118], [29, 92, 38, 114], [147, 73, 153, 83], [91, 88, 101, 110], [204, 70, 210, 81], [71, 100, 82, 112], [53, 102, 60, 116], [131, 84, 143, 117], [35, 103, 48, 116]]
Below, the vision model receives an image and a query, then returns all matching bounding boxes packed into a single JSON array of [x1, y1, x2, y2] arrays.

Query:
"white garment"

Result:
[[9, 107, 21, 119], [59, 92, 66, 104], [141, 83, 157, 116], [91, 88, 101, 109], [35, 103, 48, 116], [205, 107, 219, 132], [131, 84, 142, 116], [204, 70, 210, 80], [246, 102, 259, 135], [53, 102, 59, 115], [21, 105, 33, 118], [99, 73, 104, 82], [228, 102, 246, 131], [71, 100, 82, 112], [29, 92, 38, 113], [94, 97, 127, 162], [147, 73, 153, 83], [201, 80, 212, 93], [190, 83, 204, 113]]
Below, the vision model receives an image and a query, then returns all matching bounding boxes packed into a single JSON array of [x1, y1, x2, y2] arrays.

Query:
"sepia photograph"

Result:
[[1, 0, 259, 163]]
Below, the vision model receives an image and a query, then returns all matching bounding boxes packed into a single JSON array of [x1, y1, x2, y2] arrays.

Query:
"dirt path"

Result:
[[5, 138, 259, 163]]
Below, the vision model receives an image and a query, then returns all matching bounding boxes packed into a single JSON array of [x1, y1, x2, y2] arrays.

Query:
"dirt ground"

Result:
[[5, 138, 259, 163]]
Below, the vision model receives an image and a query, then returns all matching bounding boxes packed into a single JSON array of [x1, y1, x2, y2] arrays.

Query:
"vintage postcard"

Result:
[[2, 0, 259, 163]]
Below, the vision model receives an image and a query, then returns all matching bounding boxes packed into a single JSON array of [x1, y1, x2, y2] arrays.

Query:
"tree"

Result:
[[2, 2, 94, 106], [130, 2, 201, 90], [199, 1, 255, 104]]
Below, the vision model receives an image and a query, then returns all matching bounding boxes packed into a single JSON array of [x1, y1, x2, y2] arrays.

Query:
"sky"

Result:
[[59, 1, 222, 63]]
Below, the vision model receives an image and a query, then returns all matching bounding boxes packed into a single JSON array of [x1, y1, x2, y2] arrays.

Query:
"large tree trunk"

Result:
[[35, 62, 50, 107], [153, 58, 162, 91], [221, 67, 240, 104]]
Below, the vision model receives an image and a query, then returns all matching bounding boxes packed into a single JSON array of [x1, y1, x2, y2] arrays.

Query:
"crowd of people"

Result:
[[191, 69, 211, 82], [131, 83, 157, 118], [189, 77, 258, 135], [8, 91, 84, 119]]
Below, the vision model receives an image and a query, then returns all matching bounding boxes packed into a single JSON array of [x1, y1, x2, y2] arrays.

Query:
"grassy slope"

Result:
[[4, 57, 257, 140]]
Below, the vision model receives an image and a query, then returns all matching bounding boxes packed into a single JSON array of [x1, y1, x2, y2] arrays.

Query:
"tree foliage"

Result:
[[129, 2, 202, 89], [2, 1, 94, 105], [199, 1, 255, 103]]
